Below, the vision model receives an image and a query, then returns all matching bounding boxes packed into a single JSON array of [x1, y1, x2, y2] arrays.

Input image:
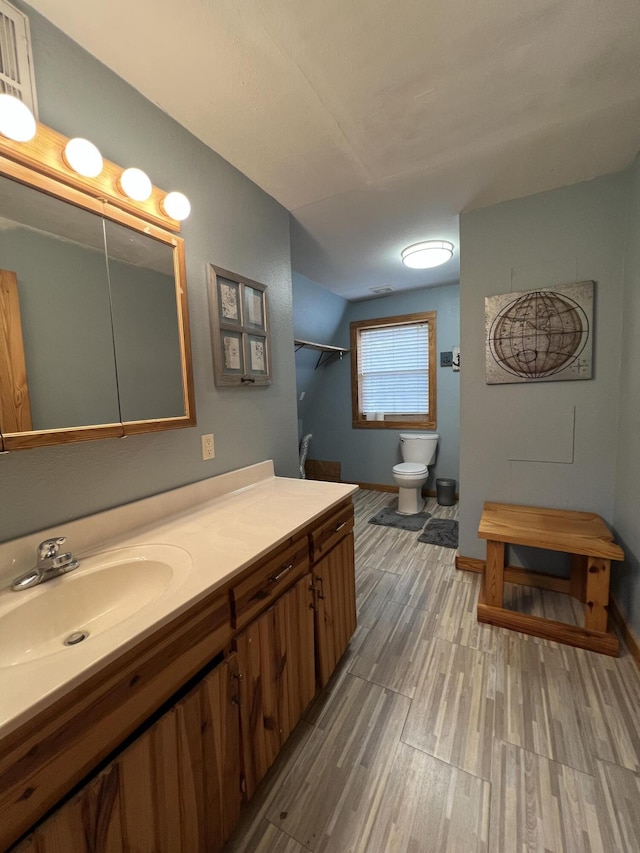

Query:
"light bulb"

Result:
[[63, 138, 103, 177], [162, 191, 191, 221], [119, 167, 152, 201], [401, 240, 454, 269], [0, 94, 36, 142]]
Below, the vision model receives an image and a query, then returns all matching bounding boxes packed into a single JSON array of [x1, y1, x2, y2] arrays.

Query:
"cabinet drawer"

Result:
[[310, 502, 354, 563], [231, 538, 310, 630]]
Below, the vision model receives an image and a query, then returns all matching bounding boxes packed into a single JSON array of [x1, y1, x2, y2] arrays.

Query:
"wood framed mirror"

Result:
[[0, 122, 196, 450]]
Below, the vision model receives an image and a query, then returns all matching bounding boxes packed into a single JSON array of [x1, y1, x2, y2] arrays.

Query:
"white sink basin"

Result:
[[0, 544, 191, 667]]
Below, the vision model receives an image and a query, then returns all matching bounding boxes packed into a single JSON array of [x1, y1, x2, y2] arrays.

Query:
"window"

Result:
[[350, 311, 436, 429], [0, 1, 38, 115]]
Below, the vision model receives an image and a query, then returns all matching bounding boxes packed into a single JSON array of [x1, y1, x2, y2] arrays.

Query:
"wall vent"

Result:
[[369, 285, 394, 294], [0, 0, 38, 116]]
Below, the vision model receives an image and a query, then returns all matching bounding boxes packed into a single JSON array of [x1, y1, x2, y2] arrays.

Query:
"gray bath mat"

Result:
[[418, 518, 459, 548], [368, 507, 431, 531]]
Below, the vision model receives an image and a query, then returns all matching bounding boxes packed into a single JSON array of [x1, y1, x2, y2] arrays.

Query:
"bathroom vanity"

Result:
[[0, 462, 358, 852]]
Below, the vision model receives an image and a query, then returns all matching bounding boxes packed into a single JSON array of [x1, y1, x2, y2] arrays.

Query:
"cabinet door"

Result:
[[314, 531, 357, 689], [236, 573, 315, 799], [10, 764, 123, 853], [13, 657, 242, 853]]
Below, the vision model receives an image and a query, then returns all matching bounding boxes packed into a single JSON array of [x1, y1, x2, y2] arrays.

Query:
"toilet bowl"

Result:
[[392, 433, 438, 514]]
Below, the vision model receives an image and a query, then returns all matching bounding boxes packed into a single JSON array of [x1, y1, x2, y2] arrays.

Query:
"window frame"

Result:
[[350, 311, 437, 430]]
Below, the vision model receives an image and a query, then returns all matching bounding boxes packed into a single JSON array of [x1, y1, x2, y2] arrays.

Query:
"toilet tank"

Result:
[[400, 433, 439, 465]]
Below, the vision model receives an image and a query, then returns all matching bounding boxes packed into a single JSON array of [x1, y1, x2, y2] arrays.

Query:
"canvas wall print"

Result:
[[485, 280, 593, 385]]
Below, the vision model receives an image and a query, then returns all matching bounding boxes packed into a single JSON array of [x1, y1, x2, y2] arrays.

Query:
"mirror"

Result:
[[104, 219, 185, 423], [0, 175, 120, 434], [0, 164, 195, 450]]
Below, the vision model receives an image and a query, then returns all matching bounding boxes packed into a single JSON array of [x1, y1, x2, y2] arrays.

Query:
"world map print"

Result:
[[485, 281, 593, 384]]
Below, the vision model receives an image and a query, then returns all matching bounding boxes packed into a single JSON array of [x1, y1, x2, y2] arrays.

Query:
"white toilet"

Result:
[[392, 433, 439, 514]]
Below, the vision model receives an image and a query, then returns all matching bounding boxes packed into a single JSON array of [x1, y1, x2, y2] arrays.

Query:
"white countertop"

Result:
[[0, 461, 358, 738]]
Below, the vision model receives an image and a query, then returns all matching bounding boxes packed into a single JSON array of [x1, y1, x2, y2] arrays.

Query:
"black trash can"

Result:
[[436, 478, 457, 506]]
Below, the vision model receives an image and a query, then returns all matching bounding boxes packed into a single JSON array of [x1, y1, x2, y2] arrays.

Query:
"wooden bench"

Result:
[[477, 502, 624, 655]]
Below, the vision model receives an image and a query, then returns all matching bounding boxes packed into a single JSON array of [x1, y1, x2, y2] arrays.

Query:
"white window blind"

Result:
[[359, 322, 429, 415]]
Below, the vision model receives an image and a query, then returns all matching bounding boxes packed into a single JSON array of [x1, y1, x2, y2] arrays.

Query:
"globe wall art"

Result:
[[485, 280, 593, 385]]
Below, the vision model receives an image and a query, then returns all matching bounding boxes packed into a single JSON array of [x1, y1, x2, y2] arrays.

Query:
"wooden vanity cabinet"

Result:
[[235, 572, 315, 799], [8, 497, 356, 852], [311, 508, 356, 688], [1, 587, 232, 853], [12, 654, 242, 853]]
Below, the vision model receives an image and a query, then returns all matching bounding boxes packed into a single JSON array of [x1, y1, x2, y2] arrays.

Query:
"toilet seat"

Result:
[[392, 462, 428, 475]]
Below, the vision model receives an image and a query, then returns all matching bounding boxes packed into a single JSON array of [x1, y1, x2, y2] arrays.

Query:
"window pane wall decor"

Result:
[[207, 264, 271, 386]]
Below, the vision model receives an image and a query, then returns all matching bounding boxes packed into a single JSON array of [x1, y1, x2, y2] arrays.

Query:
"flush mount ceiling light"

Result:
[[119, 167, 152, 201], [401, 240, 454, 269], [162, 191, 191, 221], [63, 138, 103, 177], [0, 94, 36, 142]]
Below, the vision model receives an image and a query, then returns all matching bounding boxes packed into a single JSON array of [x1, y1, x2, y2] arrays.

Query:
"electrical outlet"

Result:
[[201, 433, 215, 460]]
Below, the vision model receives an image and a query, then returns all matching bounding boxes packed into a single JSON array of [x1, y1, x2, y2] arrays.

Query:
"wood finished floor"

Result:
[[225, 490, 640, 852]]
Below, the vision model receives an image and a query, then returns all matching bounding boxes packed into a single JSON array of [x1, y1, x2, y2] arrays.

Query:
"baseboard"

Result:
[[455, 554, 483, 573], [457, 553, 640, 671], [353, 483, 459, 499], [351, 482, 398, 493], [609, 596, 640, 672]]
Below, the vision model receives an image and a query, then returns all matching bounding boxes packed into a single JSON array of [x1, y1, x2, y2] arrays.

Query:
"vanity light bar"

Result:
[[0, 95, 190, 229]]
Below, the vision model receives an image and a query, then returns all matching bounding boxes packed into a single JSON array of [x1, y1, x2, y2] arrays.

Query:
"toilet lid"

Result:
[[393, 462, 428, 474]]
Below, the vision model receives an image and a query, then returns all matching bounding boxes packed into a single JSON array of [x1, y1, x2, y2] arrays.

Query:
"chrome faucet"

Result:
[[11, 536, 80, 591]]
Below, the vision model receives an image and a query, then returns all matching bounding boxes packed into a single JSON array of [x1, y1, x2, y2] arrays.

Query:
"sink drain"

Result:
[[64, 630, 89, 646]]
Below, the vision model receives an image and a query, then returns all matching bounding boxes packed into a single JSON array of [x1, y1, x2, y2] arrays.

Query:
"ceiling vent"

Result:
[[0, 0, 38, 116], [369, 285, 394, 294]]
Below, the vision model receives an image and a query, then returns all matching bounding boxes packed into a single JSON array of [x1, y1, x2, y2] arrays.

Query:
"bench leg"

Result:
[[584, 557, 611, 634], [484, 540, 505, 607], [569, 554, 588, 603]]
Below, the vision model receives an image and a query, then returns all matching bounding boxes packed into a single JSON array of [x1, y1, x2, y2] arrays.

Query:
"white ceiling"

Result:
[[28, 0, 640, 300]]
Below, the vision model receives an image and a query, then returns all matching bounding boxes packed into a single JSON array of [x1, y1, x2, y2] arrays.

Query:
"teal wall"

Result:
[[459, 172, 629, 575], [292, 273, 348, 443], [1, 3, 298, 541], [614, 153, 640, 636], [293, 279, 460, 489]]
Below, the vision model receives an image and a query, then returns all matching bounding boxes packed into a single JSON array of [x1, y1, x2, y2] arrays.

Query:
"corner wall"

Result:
[[613, 154, 640, 637], [1, 4, 298, 541], [459, 173, 627, 561], [292, 273, 348, 441]]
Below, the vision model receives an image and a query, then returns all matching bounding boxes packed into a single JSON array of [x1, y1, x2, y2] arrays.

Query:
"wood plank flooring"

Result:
[[225, 490, 640, 852]]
